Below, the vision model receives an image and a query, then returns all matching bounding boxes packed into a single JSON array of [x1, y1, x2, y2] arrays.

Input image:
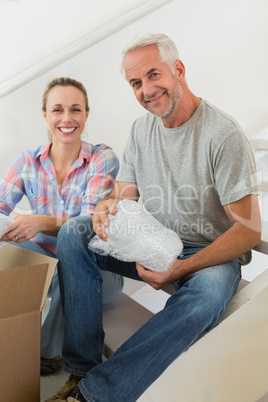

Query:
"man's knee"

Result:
[[205, 262, 241, 301], [173, 262, 241, 323], [194, 263, 241, 323], [57, 215, 95, 250]]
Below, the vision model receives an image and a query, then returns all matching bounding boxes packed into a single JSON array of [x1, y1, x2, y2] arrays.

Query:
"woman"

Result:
[[0, 77, 123, 374]]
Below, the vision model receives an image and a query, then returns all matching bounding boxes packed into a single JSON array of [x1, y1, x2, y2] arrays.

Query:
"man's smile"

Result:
[[145, 91, 166, 105]]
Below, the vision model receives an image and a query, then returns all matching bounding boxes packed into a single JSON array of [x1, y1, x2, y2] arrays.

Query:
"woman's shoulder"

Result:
[[81, 141, 117, 158], [11, 144, 47, 164]]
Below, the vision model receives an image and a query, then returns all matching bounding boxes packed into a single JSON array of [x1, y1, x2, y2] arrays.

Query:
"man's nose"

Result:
[[142, 80, 155, 99]]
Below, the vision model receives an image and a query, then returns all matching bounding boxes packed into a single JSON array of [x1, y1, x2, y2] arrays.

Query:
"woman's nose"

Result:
[[62, 110, 72, 122]]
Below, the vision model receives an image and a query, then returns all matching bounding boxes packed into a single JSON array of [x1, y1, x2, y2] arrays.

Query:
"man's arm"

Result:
[[136, 194, 262, 290], [92, 181, 140, 241]]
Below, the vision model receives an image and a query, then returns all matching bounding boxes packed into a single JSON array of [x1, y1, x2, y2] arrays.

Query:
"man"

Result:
[[47, 34, 261, 402]]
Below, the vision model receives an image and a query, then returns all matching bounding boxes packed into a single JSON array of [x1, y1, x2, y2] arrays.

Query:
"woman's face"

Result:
[[43, 85, 89, 146]]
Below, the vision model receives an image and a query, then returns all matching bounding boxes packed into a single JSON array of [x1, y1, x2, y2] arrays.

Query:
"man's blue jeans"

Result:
[[57, 215, 241, 402]]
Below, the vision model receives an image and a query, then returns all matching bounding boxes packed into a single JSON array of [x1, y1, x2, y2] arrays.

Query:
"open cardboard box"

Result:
[[0, 244, 57, 402]]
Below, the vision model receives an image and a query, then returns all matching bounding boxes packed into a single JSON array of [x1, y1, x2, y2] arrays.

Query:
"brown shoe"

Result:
[[45, 375, 84, 401]]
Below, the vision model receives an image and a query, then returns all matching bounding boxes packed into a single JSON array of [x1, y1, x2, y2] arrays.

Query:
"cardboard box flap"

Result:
[[0, 263, 49, 319], [0, 244, 57, 311]]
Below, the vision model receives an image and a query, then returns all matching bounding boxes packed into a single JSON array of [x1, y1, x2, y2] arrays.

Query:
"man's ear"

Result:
[[174, 59, 185, 80]]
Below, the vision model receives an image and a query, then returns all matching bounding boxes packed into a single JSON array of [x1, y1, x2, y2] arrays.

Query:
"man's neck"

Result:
[[162, 92, 201, 129]]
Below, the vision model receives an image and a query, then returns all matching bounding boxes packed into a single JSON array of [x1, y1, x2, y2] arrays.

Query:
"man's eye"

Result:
[[132, 81, 141, 88]]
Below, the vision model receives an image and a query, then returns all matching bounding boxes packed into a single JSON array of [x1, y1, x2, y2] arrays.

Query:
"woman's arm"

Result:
[[0, 214, 70, 243]]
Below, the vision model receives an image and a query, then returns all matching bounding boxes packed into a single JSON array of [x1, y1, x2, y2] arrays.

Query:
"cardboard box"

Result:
[[0, 244, 57, 402]]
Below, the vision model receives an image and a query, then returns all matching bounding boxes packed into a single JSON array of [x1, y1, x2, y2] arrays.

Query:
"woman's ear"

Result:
[[42, 110, 48, 122]]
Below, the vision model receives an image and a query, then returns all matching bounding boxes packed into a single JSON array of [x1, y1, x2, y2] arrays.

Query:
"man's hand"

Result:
[[92, 198, 118, 241], [92, 181, 140, 242], [136, 259, 180, 290]]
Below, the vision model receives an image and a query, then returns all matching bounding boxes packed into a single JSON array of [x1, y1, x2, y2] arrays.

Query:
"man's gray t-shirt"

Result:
[[117, 99, 257, 246]]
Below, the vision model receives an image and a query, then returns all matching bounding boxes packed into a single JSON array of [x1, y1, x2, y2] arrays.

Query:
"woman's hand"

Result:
[[1, 214, 42, 243]]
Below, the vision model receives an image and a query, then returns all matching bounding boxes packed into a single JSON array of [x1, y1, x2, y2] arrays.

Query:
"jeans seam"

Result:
[[96, 275, 104, 355], [80, 380, 94, 402], [64, 365, 88, 377]]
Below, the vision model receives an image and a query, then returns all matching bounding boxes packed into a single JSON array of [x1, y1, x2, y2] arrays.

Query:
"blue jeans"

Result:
[[57, 215, 241, 402], [12, 237, 123, 359]]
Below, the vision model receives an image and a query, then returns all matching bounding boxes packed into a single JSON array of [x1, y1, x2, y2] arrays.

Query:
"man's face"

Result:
[[124, 45, 183, 120]]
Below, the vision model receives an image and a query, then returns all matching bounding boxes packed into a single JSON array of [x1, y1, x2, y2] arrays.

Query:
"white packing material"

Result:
[[88, 199, 183, 272], [0, 213, 13, 249]]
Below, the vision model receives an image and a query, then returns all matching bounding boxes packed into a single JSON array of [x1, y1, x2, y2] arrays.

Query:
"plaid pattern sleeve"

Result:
[[80, 144, 119, 215], [0, 152, 27, 215]]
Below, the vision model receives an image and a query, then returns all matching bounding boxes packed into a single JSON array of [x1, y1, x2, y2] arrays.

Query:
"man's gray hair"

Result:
[[120, 33, 180, 78]]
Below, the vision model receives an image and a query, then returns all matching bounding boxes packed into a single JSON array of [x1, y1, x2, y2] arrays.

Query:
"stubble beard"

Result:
[[142, 78, 183, 119]]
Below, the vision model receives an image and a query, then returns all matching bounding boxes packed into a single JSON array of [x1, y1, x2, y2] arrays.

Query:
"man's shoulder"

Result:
[[131, 112, 159, 136], [201, 100, 242, 133], [135, 111, 157, 125]]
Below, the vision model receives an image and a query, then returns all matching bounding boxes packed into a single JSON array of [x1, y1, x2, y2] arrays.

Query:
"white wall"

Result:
[[0, 0, 162, 86], [1, 0, 268, 181]]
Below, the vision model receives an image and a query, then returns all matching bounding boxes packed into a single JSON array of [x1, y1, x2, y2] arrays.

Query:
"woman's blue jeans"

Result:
[[57, 215, 241, 402]]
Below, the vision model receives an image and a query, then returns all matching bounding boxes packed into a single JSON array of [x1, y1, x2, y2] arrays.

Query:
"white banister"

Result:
[[0, 0, 173, 99]]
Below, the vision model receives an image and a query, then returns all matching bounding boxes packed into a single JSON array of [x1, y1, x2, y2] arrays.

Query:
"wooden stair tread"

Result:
[[103, 292, 153, 358]]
